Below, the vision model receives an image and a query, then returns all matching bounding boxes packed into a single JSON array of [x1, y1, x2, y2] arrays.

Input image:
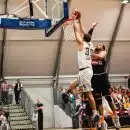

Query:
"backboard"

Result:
[[45, 0, 69, 37]]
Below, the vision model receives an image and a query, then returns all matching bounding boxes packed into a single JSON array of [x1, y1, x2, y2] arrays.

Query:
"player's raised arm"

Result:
[[78, 19, 85, 37], [92, 51, 107, 60], [88, 22, 98, 36], [72, 11, 83, 46], [73, 20, 83, 45]]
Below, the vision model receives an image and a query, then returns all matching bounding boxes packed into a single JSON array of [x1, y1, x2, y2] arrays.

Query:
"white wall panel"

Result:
[[110, 41, 130, 74], [67, 0, 120, 41], [6, 29, 61, 40], [3, 0, 130, 75], [0, 3, 5, 13], [116, 4, 130, 40], [4, 40, 58, 76]]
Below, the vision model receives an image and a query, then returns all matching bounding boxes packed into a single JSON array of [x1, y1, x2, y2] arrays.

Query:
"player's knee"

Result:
[[106, 96, 112, 102]]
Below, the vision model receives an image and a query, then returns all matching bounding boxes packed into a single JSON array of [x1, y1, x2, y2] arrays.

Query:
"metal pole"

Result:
[[52, 1, 71, 127], [52, 28, 64, 88], [0, 0, 8, 79], [28, 0, 34, 17], [55, 28, 64, 87], [52, 0, 71, 89], [52, 27, 64, 106], [105, 3, 126, 74]]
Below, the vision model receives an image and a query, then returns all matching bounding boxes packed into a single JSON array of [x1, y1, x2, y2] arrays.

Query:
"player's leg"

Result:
[[93, 92, 108, 130], [103, 89, 120, 128], [91, 74, 106, 127], [94, 93, 104, 126], [79, 69, 99, 118], [103, 94, 121, 130], [68, 79, 79, 91], [100, 73, 120, 129], [105, 95, 120, 129], [85, 91, 97, 116], [85, 92, 100, 127], [80, 94, 98, 130]]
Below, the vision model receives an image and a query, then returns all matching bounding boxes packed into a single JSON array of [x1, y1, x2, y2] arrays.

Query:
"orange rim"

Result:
[[63, 18, 73, 26]]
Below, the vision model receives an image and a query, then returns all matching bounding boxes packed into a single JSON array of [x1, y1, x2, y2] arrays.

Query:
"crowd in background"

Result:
[[110, 85, 130, 116], [0, 77, 129, 129], [61, 84, 130, 118], [0, 79, 22, 130], [0, 106, 9, 130], [0, 79, 23, 105]]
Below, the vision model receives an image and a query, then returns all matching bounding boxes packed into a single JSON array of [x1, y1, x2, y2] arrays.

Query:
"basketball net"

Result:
[[63, 18, 73, 26], [63, 18, 75, 40]]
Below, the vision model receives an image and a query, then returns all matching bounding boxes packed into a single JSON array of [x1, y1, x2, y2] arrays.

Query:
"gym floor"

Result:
[[45, 128, 130, 130]]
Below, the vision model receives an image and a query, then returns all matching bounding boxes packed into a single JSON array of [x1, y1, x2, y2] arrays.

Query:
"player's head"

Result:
[[95, 44, 105, 52], [37, 98, 40, 103], [83, 33, 91, 42]]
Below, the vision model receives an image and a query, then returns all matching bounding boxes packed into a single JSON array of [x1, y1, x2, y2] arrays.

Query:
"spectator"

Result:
[[4, 108, 9, 122], [1, 79, 9, 105], [128, 75, 130, 90], [35, 98, 44, 130], [0, 113, 9, 130], [0, 107, 3, 126], [111, 90, 122, 110], [13, 79, 23, 104], [61, 88, 69, 104], [0, 107, 9, 130]]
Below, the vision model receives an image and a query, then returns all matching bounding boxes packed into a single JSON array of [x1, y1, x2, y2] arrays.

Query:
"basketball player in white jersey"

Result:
[[72, 10, 99, 122]]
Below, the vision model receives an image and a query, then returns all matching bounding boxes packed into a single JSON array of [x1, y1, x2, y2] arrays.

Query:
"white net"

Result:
[[46, 0, 65, 26], [63, 21, 75, 40]]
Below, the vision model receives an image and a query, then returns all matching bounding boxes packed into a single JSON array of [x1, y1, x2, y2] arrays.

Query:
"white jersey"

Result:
[[78, 41, 94, 69]]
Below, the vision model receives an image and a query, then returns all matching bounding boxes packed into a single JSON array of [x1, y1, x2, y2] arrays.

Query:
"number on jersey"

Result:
[[85, 47, 89, 56]]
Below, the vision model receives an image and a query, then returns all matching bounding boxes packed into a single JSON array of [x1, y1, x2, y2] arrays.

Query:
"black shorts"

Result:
[[91, 73, 111, 96]]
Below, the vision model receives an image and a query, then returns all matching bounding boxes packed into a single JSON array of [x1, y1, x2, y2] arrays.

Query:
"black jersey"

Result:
[[91, 57, 111, 94], [92, 58, 106, 74]]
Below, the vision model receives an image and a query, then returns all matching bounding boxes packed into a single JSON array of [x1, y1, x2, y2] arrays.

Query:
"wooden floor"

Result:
[[45, 128, 130, 130]]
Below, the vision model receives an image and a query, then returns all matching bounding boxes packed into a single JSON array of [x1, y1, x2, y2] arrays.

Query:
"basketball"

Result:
[[74, 11, 81, 19]]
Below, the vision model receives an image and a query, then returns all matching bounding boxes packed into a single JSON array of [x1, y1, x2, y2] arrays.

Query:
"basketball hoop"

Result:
[[63, 18, 73, 27], [63, 18, 75, 40], [64, 18, 73, 25]]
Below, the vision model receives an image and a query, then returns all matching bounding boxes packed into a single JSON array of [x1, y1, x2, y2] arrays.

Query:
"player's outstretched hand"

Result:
[[92, 21, 98, 29]]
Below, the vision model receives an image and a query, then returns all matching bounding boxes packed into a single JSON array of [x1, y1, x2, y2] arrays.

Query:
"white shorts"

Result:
[[78, 68, 93, 92]]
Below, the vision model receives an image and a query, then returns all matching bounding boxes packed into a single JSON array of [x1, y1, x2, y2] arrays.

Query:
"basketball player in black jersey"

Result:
[[92, 44, 121, 129]]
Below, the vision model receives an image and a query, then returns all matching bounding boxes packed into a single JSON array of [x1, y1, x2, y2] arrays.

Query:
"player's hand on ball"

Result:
[[71, 11, 76, 19], [71, 9, 77, 19], [71, 9, 81, 20]]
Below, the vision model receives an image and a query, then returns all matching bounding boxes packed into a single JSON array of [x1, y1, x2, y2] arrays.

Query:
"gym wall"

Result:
[[0, 0, 130, 76]]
